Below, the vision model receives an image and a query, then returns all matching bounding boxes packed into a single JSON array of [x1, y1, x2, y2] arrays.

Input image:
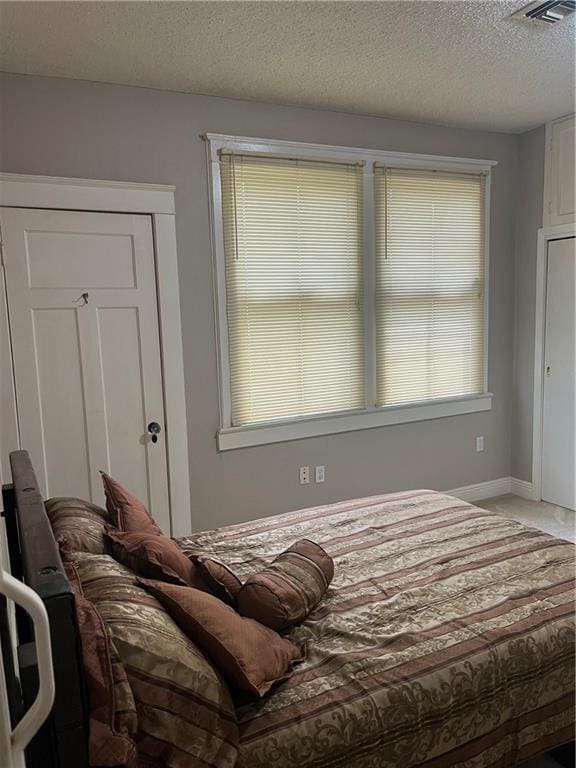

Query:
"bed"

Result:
[[1, 450, 574, 768]]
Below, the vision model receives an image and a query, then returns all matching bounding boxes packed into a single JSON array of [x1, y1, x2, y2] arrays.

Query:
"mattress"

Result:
[[179, 490, 575, 768]]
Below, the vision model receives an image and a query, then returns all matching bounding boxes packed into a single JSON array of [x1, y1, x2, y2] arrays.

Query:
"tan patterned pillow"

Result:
[[64, 559, 138, 767], [236, 539, 334, 631], [46, 497, 113, 555], [71, 552, 239, 768]]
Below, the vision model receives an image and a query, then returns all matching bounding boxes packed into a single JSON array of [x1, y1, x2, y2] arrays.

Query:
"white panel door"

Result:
[[541, 236, 575, 511], [0, 208, 171, 531]]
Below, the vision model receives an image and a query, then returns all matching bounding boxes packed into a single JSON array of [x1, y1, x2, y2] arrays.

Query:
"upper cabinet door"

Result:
[[544, 115, 575, 227], [0, 208, 171, 533]]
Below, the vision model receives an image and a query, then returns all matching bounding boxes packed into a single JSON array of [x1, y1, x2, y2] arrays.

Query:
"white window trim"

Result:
[[207, 134, 496, 451], [218, 394, 493, 451]]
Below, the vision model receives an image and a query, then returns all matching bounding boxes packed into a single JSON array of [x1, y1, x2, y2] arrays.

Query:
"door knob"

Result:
[[147, 422, 162, 443]]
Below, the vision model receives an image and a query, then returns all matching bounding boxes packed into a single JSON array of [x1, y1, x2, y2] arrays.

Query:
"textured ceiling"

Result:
[[0, 1, 574, 133]]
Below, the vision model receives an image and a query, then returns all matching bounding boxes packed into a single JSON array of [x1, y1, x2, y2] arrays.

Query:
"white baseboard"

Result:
[[510, 477, 538, 500], [448, 477, 512, 502], [447, 476, 539, 503]]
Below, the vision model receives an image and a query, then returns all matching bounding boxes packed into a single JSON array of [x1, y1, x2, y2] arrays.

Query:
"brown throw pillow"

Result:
[[236, 539, 334, 631], [191, 556, 243, 605], [105, 528, 208, 589], [100, 473, 163, 535], [64, 560, 138, 767], [46, 497, 113, 555], [139, 578, 305, 697], [70, 552, 239, 768]]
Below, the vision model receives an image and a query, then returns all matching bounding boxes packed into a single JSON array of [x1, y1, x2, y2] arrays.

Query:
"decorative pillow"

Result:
[[139, 578, 305, 697], [236, 539, 334, 631], [100, 473, 163, 535], [70, 552, 239, 768], [105, 528, 208, 589], [46, 497, 112, 555], [64, 560, 137, 767], [191, 556, 243, 605]]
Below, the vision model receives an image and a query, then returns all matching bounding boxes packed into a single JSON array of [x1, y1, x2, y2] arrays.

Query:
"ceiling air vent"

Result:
[[512, 0, 576, 24]]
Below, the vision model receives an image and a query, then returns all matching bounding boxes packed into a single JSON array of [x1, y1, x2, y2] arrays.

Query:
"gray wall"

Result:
[[511, 127, 546, 481], [0, 72, 518, 530]]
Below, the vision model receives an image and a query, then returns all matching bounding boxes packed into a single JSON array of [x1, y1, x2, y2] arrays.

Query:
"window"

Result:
[[375, 168, 486, 406], [210, 136, 494, 450], [220, 155, 364, 426]]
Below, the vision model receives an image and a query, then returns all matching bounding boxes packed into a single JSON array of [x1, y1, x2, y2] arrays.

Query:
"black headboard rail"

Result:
[[1, 450, 89, 768]]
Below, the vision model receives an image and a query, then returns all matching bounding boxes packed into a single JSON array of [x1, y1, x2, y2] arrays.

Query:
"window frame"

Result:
[[207, 134, 496, 451]]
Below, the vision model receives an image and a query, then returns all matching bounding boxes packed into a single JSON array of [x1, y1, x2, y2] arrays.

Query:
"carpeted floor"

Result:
[[476, 494, 575, 542]]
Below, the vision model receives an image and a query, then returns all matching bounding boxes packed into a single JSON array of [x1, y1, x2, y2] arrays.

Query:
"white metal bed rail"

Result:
[[0, 545, 54, 768]]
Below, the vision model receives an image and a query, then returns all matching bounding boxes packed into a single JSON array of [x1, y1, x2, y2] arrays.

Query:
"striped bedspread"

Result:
[[179, 490, 575, 768]]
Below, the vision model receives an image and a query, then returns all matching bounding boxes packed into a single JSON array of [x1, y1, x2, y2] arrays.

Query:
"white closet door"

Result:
[[541, 236, 575, 511], [0, 208, 171, 531]]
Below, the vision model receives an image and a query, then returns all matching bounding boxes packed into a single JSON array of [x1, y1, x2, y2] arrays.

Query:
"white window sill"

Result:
[[217, 393, 493, 451]]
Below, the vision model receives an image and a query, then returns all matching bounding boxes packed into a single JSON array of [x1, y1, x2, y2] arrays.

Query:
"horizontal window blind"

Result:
[[220, 154, 364, 426], [375, 167, 486, 407]]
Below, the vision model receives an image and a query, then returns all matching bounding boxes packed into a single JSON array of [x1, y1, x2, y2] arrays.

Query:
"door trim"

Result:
[[0, 173, 191, 536], [532, 223, 576, 502], [0, 173, 176, 215]]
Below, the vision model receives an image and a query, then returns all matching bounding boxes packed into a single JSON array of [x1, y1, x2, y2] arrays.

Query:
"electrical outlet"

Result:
[[476, 436, 485, 452], [299, 466, 310, 485], [315, 465, 325, 483]]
